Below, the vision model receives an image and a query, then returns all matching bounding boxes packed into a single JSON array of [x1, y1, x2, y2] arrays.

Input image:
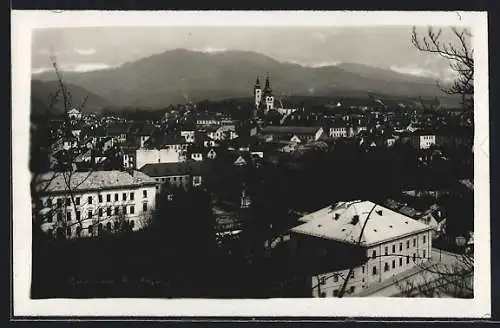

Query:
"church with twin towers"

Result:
[[252, 74, 297, 118]]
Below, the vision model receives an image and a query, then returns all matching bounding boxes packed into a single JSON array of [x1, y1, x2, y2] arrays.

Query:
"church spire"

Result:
[[264, 73, 271, 90], [255, 76, 261, 88]]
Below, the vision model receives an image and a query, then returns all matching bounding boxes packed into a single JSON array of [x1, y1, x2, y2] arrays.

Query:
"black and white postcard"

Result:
[[12, 10, 490, 318]]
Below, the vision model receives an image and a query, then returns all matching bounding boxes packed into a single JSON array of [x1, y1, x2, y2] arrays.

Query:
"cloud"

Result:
[[32, 62, 111, 75], [308, 61, 341, 68], [190, 47, 227, 54], [390, 66, 439, 78], [74, 48, 97, 56]]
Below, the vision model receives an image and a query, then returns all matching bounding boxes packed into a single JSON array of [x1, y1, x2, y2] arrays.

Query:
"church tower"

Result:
[[254, 77, 262, 108], [263, 74, 275, 114]]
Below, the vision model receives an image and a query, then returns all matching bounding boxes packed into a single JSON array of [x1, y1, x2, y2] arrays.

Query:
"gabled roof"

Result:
[[260, 126, 322, 135], [35, 170, 157, 194], [291, 200, 431, 247], [140, 160, 210, 177]]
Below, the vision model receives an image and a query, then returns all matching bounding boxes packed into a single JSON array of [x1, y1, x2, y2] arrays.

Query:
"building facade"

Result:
[[34, 170, 158, 239], [290, 200, 433, 297]]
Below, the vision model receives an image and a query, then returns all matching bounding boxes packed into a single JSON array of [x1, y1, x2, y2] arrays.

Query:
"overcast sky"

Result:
[[32, 26, 466, 80]]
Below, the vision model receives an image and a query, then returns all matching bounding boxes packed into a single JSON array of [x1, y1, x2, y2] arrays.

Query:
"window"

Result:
[[66, 227, 71, 237], [423, 250, 426, 258], [88, 196, 93, 204], [107, 207, 112, 216], [75, 210, 81, 221], [413, 253, 416, 262], [123, 193, 127, 201], [56, 198, 62, 207], [106, 222, 112, 231], [319, 277, 326, 285], [115, 193, 118, 201], [362, 266, 365, 274], [349, 286, 355, 293], [423, 235, 426, 244], [98, 208, 103, 217], [66, 212, 72, 221], [320, 292, 326, 298], [173, 177, 177, 181], [372, 250, 376, 259], [372, 266, 377, 275], [385, 247, 388, 255], [76, 226, 82, 236], [143, 202, 148, 212], [98, 194, 103, 203], [399, 242, 403, 251], [392, 260, 395, 269], [106, 194, 111, 202], [413, 238, 416, 247], [334, 274, 338, 282], [75, 197, 80, 205], [123, 206, 127, 214], [384, 262, 389, 272], [130, 192, 135, 200], [392, 244, 396, 253], [406, 240, 410, 249], [88, 225, 93, 235], [130, 205, 135, 214], [66, 198, 71, 206], [57, 211, 63, 221], [87, 210, 92, 219], [399, 257, 403, 267], [333, 290, 339, 297], [406, 256, 410, 264], [130, 220, 135, 228], [115, 206, 120, 215]]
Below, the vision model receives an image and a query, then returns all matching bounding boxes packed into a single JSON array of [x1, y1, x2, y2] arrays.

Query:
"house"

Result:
[[418, 206, 447, 239], [140, 160, 210, 192], [207, 148, 217, 159], [207, 125, 238, 141], [34, 170, 158, 239], [290, 200, 433, 297], [180, 130, 196, 143], [103, 122, 133, 144], [196, 114, 220, 127], [329, 122, 354, 139], [135, 134, 189, 168], [67, 108, 82, 121], [410, 131, 437, 150], [260, 126, 324, 143]]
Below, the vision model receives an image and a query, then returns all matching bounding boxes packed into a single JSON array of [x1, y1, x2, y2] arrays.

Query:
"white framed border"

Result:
[[11, 10, 490, 318]]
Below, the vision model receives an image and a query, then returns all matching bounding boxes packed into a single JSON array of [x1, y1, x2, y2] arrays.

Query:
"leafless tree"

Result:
[[31, 56, 132, 241], [411, 26, 474, 111], [308, 202, 473, 298]]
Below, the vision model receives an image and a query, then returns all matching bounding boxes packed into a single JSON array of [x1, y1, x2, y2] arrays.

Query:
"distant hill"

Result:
[[31, 80, 113, 116], [32, 49, 461, 110]]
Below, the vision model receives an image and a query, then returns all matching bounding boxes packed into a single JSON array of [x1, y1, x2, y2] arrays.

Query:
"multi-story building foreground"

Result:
[[33, 170, 158, 239], [290, 200, 433, 297]]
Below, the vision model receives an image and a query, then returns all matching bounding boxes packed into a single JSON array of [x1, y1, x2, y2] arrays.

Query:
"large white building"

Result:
[[34, 170, 158, 239], [290, 200, 433, 297]]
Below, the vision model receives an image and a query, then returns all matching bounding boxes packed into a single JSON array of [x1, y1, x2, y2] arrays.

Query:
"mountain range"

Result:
[[31, 49, 461, 113]]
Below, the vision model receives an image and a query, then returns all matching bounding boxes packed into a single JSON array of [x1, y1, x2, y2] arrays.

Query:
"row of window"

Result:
[[319, 271, 355, 285], [319, 286, 356, 298], [372, 251, 427, 275], [371, 235, 427, 259], [47, 190, 149, 207], [155, 176, 190, 183], [48, 203, 148, 223]]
